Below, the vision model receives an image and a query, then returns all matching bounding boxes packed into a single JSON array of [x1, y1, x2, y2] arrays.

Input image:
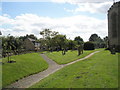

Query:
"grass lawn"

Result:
[[31, 50, 118, 88], [46, 49, 101, 64], [2, 53, 48, 87]]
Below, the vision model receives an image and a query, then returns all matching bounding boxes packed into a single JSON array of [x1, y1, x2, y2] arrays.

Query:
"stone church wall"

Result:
[[108, 2, 120, 52]]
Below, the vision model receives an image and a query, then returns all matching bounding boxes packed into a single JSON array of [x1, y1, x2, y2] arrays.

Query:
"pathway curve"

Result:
[[6, 51, 100, 88]]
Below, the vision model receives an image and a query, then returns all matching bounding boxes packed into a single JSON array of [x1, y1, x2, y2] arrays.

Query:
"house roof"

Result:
[[28, 38, 36, 41]]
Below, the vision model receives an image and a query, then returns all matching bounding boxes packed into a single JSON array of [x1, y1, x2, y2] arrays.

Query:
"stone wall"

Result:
[[108, 2, 120, 52]]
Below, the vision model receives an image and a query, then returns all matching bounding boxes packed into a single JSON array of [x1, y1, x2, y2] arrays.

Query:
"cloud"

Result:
[[0, 14, 14, 25], [51, 0, 117, 3], [0, 8, 1, 12], [64, 2, 113, 14], [2, 0, 120, 2], [1, 13, 108, 41]]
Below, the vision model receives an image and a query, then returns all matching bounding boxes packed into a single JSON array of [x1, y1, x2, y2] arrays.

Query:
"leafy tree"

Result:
[[26, 34, 37, 40], [103, 36, 109, 48], [2, 35, 24, 62], [2, 36, 15, 62], [40, 29, 59, 39], [89, 34, 104, 48], [74, 36, 84, 45], [89, 34, 99, 42], [39, 29, 59, 51], [52, 35, 67, 50], [84, 41, 95, 50], [74, 36, 84, 55], [67, 40, 77, 50]]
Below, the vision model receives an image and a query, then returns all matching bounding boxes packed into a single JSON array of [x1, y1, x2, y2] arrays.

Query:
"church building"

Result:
[[108, 1, 120, 52]]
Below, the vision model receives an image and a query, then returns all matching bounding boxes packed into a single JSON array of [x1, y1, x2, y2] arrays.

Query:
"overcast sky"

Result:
[[0, 0, 119, 41]]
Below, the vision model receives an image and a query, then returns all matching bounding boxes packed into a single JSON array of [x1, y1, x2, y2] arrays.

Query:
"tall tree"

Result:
[[40, 29, 59, 39], [89, 34, 99, 42], [39, 29, 59, 51], [26, 34, 37, 40], [103, 36, 109, 48], [74, 36, 84, 55], [74, 36, 84, 45], [89, 34, 104, 48]]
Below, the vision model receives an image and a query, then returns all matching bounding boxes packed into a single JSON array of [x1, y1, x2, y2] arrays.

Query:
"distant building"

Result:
[[24, 38, 40, 51], [108, 1, 120, 52]]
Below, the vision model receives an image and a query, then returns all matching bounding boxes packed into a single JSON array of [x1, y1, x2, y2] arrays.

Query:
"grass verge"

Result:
[[46, 49, 101, 64], [31, 50, 118, 88], [2, 53, 48, 87]]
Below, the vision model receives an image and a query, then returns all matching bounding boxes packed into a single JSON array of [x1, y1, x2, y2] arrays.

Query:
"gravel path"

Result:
[[5, 51, 100, 88]]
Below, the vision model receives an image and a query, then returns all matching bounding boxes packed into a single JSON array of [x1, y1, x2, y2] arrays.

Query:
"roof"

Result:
[[27, 38, 36, 42]]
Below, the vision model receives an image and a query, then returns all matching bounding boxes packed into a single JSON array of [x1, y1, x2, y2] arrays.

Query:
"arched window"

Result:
[[111, 12, 117, 38]]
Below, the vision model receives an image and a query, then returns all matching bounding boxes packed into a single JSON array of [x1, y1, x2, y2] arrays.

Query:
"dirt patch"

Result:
[[8, 61, 16, 63], [75, 76, 82, 79]]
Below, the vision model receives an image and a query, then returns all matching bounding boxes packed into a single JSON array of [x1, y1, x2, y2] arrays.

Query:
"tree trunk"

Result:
[[78, 46, 81, 56], [62, 49, 66, 55]]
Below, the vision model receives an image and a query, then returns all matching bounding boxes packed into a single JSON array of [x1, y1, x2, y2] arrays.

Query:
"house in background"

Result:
[[24, 38, 40, 51], [108, 1, 120, 52]]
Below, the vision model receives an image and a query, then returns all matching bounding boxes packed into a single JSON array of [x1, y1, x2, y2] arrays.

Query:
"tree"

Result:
[[14, 37, 23, 55], [74, 36, 84, 55], [68, 40, 77, 50], [53, 35, 67, 50], [74, 36, 84, 45], [40, 29, 59, 51], [2, 35, 24, 62], [2, 36, 15, 62], [89, 34, 104, 48], [103, 36, 109, 48], [89, 34, 99, 42], [26, 34, 37, 40], [40, 29, 59, 39], [19, 34, 37, 41], [84, 41, 95, 50]]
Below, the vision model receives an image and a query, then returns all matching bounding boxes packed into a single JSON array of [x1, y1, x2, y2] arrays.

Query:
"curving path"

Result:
[[5, 51, 100, 88]]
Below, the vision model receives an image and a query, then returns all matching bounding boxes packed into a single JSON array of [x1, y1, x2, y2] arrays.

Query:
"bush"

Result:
[[84, 41, 95, 50]]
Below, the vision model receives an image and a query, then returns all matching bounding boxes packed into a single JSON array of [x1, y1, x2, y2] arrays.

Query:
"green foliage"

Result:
[[19, 34, 37, 41], [26, 34, 37, 40], [89, 34, 105, 48], [74, 36, 84, 45], [84, 41, 95, 50], [53, 34, 67, 49], [39, 29, 59, 51], [103, 36, 109, 48], [2, 36, 25, 62], [89, 34, 99, 42], [67, 40, 77, 50], [2, 53, 48, 87], [31, 50, 118, 88], [40, 29, 59, 39]]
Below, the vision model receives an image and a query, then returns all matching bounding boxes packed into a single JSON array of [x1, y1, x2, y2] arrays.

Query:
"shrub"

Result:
[[84, 41, 95, 50]]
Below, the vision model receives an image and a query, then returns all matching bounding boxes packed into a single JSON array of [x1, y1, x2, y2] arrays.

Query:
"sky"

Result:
[[0, 0, 119, 41]]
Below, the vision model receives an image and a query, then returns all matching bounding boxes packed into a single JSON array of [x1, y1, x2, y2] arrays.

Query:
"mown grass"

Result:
[[31, 50, 118, 88], [46, 49, 101, 64], [2, 53, 48, 87]]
